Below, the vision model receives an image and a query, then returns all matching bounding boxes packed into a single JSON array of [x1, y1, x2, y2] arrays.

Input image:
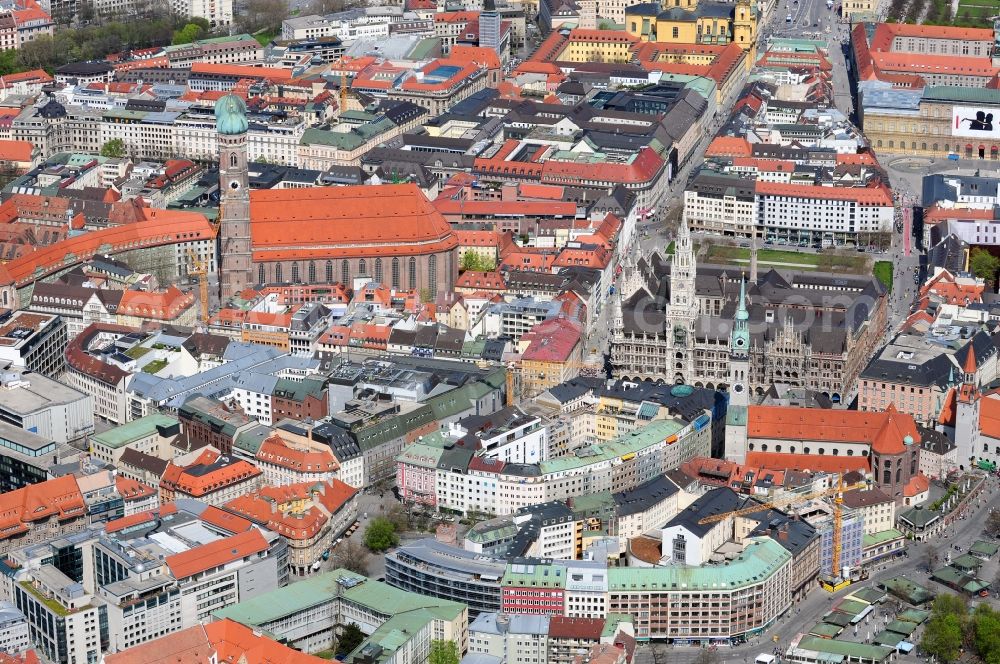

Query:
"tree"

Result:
[[100, 139, 126, 159], [974, 603, 1000, 664], [923, 594, 969, 664], [308, 0, 347, 13], [429, 640, 460, 664], [926, 545, 939, 571], [330, 540, 370, 576], [986, 509, 1000, 538], [238, 0, 288, 33], [461, 250, 482, 272], [337, 623, 365, 657], [363, 517, 398, 552], [923, 613, 964, 663], [172, 21, 206, 44], [970, 248, 1000, 284], [382, 497, 409, 531]]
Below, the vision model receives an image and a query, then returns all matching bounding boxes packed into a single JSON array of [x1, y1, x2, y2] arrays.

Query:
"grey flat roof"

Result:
[[0, 374, 87, 415]]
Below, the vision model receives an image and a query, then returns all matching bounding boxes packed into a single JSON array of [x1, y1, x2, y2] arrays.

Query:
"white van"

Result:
[[756, 655, 777, 664]]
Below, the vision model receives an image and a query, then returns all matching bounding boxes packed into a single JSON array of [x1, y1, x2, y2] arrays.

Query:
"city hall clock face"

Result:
[[732, 383, 745, 394], [735, 336, 746, 348]]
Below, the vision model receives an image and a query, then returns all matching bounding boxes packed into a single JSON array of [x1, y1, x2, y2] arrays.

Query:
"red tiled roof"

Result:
[[0, 69, 52, 86], [66, 323, 140, 385], [103, 626, 214, 664], [745, 451, 871, 474], [456, 270, 506, 290], [903, 473, 929, 497], [114, 476, 156, 501], [190, 62, 292, 82], [199, 505, 254, 534], [0, 476, 85, 540], [223, 479, 356, 541], [165, 529, 269, 579], [979, 395, 1000, 438], [520, 317, 581, 362], [755, 181, 893, 206], [208, 619, 330, 664], [118, 286, 195, 320], [105, 510, 157, 534], [0, 207, 216, 288], [747, 405, 920, 455], [249, 184, 458, 262], [548, 615, 605, 639], [451, 45, 501, 70], [706, 136, 752, 157], [256, 434, 339, 473], [160, 449, 261, 498], [0, 140, 32, 163], [434, 9, 478, 22]]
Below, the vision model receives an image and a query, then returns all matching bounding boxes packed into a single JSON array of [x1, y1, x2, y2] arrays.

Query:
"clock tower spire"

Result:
[[725, 276, 751, 463], [215, 94, 253, 302]]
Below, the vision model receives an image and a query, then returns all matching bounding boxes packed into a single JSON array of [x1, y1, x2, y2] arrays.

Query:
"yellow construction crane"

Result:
[[697, 474, 865, 591], [698, 476, 865, 525], [187, 249, 210, 324], [340, 66, 349, 113]]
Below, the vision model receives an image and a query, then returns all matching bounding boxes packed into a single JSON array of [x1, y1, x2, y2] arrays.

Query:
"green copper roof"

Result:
[[90, 413, 178, 448], [607, 537, 790, 592], [215, 93, 248, 135]]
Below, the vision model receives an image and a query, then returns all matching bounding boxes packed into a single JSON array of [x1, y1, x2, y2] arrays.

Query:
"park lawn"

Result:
[[873, 261, 893, 293], [955, 0, 998, 24], [705, 245, 868, 272]]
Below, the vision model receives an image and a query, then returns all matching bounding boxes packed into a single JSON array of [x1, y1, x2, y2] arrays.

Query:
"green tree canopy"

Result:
[[429, 640, 460, 664], [363, 517, 398, 552], [970, 248, 1000, 284], [974, 604, 1000, 664], [337, 623, 365, 656], [100, 138, 126, 158], [172, 22, 207, 45], [922, 594, 969, 664], [460, 251, 496, 272]]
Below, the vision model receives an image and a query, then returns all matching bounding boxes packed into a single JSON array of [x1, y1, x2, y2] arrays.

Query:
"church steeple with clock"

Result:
[[215, 93, 253, 302], [725, 277, 751, 462]]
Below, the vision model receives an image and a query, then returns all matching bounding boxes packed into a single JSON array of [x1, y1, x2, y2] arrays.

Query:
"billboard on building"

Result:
[[952, 105, 1000, 139]]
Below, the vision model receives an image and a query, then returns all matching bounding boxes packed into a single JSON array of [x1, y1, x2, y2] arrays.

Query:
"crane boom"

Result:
[[832, 474, 845, 579], [187, 249, 209, 324], [697, 477, 865, 525]]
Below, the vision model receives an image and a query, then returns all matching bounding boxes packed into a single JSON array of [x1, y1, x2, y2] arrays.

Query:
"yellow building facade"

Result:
[[561, 30, 639, 63], [625, 0, 756, 51]]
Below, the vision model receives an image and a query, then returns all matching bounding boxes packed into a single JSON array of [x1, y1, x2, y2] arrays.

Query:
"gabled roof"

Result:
[[0, 476, 86, 541], [165, 528, 269, 579], [746, 405, 919, 455]]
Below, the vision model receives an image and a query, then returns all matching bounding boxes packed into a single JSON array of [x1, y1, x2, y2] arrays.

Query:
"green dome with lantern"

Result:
[[214, 94, 248, 135]]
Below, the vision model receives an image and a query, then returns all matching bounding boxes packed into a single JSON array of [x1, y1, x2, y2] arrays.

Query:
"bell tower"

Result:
[[215, 94, 253, 301], [666, 216, 699, 384], [725, 277, 751, 463]]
